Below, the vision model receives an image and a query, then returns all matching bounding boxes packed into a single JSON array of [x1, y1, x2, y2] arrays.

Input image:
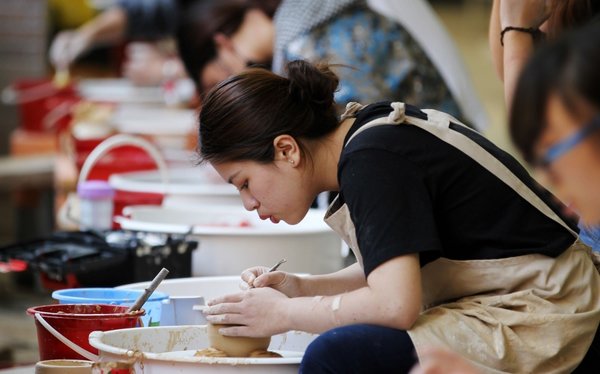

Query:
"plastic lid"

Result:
[[77, 180, 115, 199]]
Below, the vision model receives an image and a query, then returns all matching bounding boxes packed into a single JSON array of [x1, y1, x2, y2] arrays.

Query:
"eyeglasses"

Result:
[[534, 115, 600, 168]]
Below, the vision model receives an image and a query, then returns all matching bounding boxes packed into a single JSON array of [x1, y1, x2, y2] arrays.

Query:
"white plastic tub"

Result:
[[109, 166, 241, 207], [77, 79, 164, 104], [116, 275, 240, 299], [89, 326, 317, 373], [117, 205, 343, 276]]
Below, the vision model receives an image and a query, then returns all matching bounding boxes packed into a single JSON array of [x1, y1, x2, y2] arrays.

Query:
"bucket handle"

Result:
[[78, 133, 169, 186], [34, 313, 99, 362], [1, 81, 62, 105]]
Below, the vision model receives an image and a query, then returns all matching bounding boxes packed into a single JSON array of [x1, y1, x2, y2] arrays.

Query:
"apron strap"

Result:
[[341, 102, 578, 237]]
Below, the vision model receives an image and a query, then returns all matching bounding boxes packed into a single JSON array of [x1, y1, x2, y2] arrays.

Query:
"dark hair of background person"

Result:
[[176, 0, 280, 90], [509, 22, 600, 163], [546, 0, 600, 38], [198, 60, 340, 165]]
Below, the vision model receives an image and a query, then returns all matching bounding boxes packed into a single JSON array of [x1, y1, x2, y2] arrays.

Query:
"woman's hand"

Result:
[[122, 42, 183, 86], [500, 0, 552, 29], [204, 287, 290, 337], [240, 266, 304, 297], [49, 30, 92, 69]]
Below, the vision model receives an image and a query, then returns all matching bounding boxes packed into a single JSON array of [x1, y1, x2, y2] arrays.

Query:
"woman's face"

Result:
[[534, 94, 600, 224], [212, 159, 316, 225]]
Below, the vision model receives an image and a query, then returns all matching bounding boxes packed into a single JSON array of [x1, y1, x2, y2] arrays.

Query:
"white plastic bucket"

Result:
[[76, 79, 164, 104], [108, 166, 241, 208], [116, 205, 344, 276], [89, 325, 317, 374]]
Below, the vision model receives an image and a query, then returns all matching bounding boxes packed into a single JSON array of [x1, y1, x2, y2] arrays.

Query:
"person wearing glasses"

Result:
[[175, 0, 487, 130], [409, 21, 600, 374], [510, 22, 600, 240], [489, 0, 600, 252], [197, 59, 600, 373], [506, 21, 600, 374]]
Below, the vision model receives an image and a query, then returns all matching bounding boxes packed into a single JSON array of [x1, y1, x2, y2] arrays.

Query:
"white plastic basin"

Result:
[[116, 275, 240, 299], [109, 166, 242, 207], [89, 325, 317, 373], [117, 205, 343, 276], [77, 79, 164, 104]]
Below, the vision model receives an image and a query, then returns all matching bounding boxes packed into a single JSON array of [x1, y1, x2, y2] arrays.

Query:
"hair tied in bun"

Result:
[[286, 60, 339, 110]]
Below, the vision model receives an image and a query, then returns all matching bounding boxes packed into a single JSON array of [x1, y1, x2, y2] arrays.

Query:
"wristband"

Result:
[[500, 26, 544, 46]]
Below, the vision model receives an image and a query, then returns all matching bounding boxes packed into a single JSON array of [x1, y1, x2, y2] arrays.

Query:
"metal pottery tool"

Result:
[[267, 258, 287, 273], [250, 259, 286, 288]]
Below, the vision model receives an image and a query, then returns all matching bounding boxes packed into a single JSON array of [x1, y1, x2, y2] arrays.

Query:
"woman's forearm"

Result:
[[502, 31, 535, 108], [79, 7, 128, 47], [285, 256, 422, 334], [207, 255, 422, 338], [489, 0, 504, 80], [299, 262, 367, 296]]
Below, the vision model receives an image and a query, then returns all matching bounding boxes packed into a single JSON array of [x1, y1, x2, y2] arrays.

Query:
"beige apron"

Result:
[[325, 102, 600, 373]]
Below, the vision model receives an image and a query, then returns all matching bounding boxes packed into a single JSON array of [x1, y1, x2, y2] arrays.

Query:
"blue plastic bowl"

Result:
[[52, 288, 169, 327]]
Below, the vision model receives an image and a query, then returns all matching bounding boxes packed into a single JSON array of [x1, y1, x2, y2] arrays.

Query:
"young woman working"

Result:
[[198, 60, 600, 373]]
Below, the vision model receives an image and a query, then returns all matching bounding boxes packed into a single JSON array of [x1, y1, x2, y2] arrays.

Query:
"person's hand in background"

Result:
[[48, 6, 127, 70], [122, 42, 186, 86], [49, 29, 94, 70]]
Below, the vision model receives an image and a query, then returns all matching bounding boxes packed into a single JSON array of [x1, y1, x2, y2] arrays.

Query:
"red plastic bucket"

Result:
[[10, 79, 79, 133], [73, 136, 163, 228], [74, 137, 159, 181], [27, 304, 144, 361]]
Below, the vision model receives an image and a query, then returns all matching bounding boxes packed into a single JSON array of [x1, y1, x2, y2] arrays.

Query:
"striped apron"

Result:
[[325, 102, 600, 373]]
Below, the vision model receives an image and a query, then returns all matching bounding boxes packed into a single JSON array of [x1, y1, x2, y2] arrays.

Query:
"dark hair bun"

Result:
[[286, 60, 339, 110]]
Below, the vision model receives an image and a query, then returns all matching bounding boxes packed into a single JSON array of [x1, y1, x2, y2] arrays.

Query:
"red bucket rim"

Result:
[[26, 303, 145, 319]]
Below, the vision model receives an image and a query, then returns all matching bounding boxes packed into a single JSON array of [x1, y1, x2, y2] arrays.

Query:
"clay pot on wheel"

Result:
[[207, 323, 271, 357]]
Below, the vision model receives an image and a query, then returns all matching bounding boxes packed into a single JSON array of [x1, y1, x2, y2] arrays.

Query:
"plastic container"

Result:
[[27, 304, 144, 361], [117, 275, 240, 300], [89, 325, 318, 374], [73, 137, 159, 182], [159, 296, 205, 326], [35, 359, 93, 374], [3, 78, 80, 133], [77, 181, 115, 231], [52, 288, 169, 327], [108, 166, 240, 209], [0, 231, 195, 291], [76, 134, 168, 229], [117, 205, 344, 276], [0, 231, 132, 290]]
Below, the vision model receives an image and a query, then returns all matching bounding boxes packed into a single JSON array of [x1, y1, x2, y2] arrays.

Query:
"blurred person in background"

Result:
[[49, 0, 486, 129], [177, 0, 487, 129], [509, 20, 600, 374], [489, 0, 600, 105], [490, 0, 600, 251], [410, 21, 600, 374], [49, 0, 186, 85], [510, 22, 600, 235]]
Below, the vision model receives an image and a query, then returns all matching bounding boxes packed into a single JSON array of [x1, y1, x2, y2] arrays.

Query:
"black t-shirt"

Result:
[[336, 102, 577, 277]]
